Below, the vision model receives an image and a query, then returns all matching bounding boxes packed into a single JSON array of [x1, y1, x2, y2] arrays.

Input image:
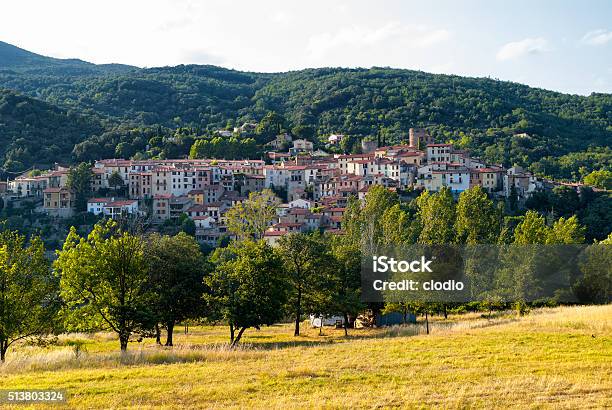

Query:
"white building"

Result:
[[327, 134, 344, 145], [289, 139, 314, 155], [103, 199, 139, 218], [426, 144, 452, 163], [87, 197, 139, 217], [87, 198, 111, 215]]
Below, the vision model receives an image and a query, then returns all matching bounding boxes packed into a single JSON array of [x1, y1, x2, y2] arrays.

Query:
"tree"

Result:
[[414, 188, 457, 318], [580, 194, 612, 242], [551, 186, 581, 218], [547, 215, 585, 244], [146, 233, 209, 346], [513, 211, 548, 244], [225, 189, 280, 240], [255, 111, 287, 141], [291, 125, 315, 141], [456, 186, 502, 244], [66, 162, 93, 212], [178, 213, 196, 236], [573, 234, 611, 303], [340, 135, 359, 154], [381, 204, 420, 245], [0, 229, 59, 362], [206, 240, 287, 347], [329, 236, 363, 336], [381, 204, 416, 245], [361, 185, 399, 254], [505, 211, 549, 313], [55, 220, 154, 351], [417, 187, 456, 244], [278, 232, 331, 336], [190, 139, 211, 159], [508, 184, 518, 212], [108, 171, 124, 194], [341, 195, 363, 245], [583, 170, 612, 190]]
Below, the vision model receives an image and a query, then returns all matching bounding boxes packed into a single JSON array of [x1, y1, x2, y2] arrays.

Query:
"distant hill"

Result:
[[0, 40, 135, 75], [0, 41, 609, 178]]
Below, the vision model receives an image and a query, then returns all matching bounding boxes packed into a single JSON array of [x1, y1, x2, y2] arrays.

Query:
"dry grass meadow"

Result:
[[1, 305, 610, 409]]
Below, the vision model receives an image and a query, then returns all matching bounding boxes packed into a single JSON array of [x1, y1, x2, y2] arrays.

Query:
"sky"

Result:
[[1, 0, 611, 95]]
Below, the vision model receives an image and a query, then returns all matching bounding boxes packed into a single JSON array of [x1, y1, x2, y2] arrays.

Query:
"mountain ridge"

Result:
[[0, 40, 136, 74]]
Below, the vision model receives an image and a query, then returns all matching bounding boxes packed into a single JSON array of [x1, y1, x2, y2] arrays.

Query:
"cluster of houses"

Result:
[[2, 128, 564, 247]]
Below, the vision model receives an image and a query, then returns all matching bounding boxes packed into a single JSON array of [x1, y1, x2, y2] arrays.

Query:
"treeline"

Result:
[[0, 217, 360, 359], [189, 136, 258, 160], [1, 186, 610, 360]]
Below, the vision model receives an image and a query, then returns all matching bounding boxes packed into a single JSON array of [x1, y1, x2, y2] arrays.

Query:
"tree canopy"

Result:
[[0, 228, 59, 361], [55, 220, 154, 351]]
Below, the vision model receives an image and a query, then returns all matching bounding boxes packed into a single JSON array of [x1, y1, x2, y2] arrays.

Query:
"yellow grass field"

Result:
[[1, 305, 611, 409]]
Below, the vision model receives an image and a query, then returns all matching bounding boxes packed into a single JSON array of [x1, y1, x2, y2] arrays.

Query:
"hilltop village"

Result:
[[1, 128, 583, 247]]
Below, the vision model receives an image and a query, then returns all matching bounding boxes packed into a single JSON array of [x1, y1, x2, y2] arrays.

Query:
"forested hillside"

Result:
[[0, 41, 610, 178], [0, 89, 104, 172]]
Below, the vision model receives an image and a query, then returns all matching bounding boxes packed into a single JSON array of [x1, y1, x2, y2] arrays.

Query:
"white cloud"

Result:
[[306, 22, 450, 63], [496, 37, 549, 61], [270, 11, 293, 25], [581, 29, 612, 46]]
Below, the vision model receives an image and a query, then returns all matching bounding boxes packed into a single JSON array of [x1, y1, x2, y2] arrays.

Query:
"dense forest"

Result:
[[0, 89, 105, 172], [0, 40, 610, 179]]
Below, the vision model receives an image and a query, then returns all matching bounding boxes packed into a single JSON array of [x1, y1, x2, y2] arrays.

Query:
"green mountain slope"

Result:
[[0, 40, 135, 75], [0, 42, 610, 177], [0, 89, 104, 172]]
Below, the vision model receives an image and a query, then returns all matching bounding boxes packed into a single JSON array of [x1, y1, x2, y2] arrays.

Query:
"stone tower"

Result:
[[409, 128, 432, 149]]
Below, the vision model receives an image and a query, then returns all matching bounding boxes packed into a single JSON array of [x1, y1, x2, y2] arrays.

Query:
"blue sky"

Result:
[[1, 0, 611, 95]]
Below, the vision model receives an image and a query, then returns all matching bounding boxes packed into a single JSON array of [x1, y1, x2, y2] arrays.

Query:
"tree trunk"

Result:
[[319, 316, 323, 336], [343, 312, 349, 336], [119, 333, 129, 351], [443, 304, 448, 320], [165, 321, 174, 346], [229, 323, 235, 345], [230, 327, 247, 348], [294, 288, 302, 336], [425, 311, 430, 335], [155, 324, 161, 345], [185, 323, 188, 335], [0, 339, 7, 362]]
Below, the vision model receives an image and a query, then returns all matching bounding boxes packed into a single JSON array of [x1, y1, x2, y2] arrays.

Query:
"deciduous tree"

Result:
[[66, 162, 93, 212], [206, 240, 287, 347], [278, 232, 331, 336], [456, 186, 502, 244], [417, 187, 456, 244], [55, 220, 154, 351], [361, 185, 399, 254], [226, 189, 280, 241], [146, 233, 209, 346], [108, 171, 124, 194], [0, 229, 59, 362], [329, 236, 363, 336]]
